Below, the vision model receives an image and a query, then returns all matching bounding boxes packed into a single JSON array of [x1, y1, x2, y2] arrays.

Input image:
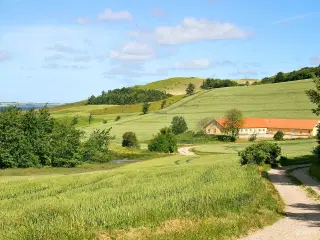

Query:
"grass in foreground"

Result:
[[0, 154, 283, 240]]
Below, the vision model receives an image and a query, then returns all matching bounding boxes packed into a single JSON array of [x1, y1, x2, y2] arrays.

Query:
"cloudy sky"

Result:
[[0, 0, 319, 103]]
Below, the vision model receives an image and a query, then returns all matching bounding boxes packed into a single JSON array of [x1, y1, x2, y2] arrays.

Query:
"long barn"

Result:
[[205, 118, 319, 138]]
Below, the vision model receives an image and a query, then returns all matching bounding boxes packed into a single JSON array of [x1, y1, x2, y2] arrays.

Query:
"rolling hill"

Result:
[[79, 79, 316, 143], [135, 77, 259, 95]]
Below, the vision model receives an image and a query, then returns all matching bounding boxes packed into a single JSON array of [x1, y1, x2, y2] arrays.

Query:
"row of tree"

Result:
[[261, 65, 320, 84], [0, 106, 113, 168], [200, 78, 239, 89], [88, 87, 171, 105]]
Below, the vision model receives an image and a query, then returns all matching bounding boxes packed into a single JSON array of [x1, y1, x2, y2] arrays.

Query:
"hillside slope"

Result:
[[136, 77, 205, 95], [83, 79, 316, 143]]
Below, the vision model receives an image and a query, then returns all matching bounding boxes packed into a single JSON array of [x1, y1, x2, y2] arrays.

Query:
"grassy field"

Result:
[[79, 79, 317, 143], [0, 152, 283, 240], [136, 77, 259, 95]]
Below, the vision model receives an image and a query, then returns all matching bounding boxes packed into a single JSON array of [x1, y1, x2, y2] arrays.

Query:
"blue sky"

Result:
[[0, 0, 319, 103]]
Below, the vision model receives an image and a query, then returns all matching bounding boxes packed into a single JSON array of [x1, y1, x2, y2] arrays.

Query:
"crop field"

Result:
[[193, 139, 316, 157], [79, 80, 316, 143], [0, 152, 283, 240]]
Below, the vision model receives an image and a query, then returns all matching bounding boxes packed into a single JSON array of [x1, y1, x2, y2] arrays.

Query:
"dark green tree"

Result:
[[171, 116, 188, 135], [161, 100, 166, 109], [122, 132, 139, 148], [148, 127, 177, 153], [274, 72, 286, 83], [222, 109, 244, 139], [186, 83, 196, 95], [273, 131, 284, 141], [306, 75, 320, 115], [142, 102, 150, 114], [89, 113, 93, 125]]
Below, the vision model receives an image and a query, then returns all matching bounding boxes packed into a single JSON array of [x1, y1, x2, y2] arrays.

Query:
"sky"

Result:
[[0, 0, 319, 103]]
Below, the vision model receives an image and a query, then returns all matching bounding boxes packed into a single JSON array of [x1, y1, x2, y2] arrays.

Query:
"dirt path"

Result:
[[291, 167, 320, 195], [240, 166, 320, 240], [178, 146, 195, 156]]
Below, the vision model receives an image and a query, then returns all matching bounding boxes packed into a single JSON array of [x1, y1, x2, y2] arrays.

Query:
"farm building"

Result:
[[205, 118, 319, 138]]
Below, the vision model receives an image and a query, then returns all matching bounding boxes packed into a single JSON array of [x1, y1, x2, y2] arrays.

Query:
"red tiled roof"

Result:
[[215, 118, 319, 130]]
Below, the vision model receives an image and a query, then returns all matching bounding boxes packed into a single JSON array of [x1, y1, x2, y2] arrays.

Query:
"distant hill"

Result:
[[136, 77, 259, 95], [135, 77, 205, 95]]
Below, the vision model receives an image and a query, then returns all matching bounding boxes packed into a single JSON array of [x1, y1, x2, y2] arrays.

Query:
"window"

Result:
[[308, 130, 311, 134]]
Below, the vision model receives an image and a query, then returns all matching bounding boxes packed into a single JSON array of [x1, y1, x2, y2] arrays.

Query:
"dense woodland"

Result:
[[88, 87, 171, 105], [201, 78, 239, 89], [261, 65, 320, 84]]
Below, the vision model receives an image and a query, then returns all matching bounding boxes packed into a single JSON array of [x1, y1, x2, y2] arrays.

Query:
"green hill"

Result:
[[136, 77, 259, 95], [81, 79, 316, 143]]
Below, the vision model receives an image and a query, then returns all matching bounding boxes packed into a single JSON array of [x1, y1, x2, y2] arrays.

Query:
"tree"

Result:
[[239, 142, 281, 166], [222, 109, 244, 139], [274, 72, 286, 83], [171, 116, 188, 135], [142, 102, 150, 114], [148, 127, 177, 153], [115, 116, 121, 121], [186, 83, 196, 95], [161, 100, 166, 109], [306, 75, 320, 115], [122, 132, 139, 148], [273, 131, 284, 141], [88, 113, 93, 125], [82, 128, 114, 163], [306, 75, 320, 162], [71, 116, 79, 126], [245, 81, 250, 86]]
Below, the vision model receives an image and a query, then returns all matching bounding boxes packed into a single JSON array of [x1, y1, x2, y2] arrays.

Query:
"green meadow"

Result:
[[70, 79, 316, 143], [0, 151, 283, 240]]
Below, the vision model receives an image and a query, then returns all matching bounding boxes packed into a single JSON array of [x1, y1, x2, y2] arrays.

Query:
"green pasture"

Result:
[[79, 79, 316, 143], [0, 152, 283, 240]]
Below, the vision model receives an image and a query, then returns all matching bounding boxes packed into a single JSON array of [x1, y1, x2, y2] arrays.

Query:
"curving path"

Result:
[[240, 166, 320, 240], [178, 146, 195, 156]]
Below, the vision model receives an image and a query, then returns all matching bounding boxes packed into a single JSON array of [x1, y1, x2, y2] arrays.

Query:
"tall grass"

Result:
[[0, 154, 283, 240]]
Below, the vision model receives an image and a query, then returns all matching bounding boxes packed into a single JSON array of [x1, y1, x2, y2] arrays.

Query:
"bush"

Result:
[[103, 120, 108, 124], [239, 142, 281, 166], [115, 116, 121, 121], [176, 130, 235, 144], [148, 127, 178, 153], [82, 128, 114, 163], [122, 132, 139, 148], [273, 131, 284, 141], [249, 133, 257, 142], [142, 102, 150, 114], [171, 116, 188, 135]]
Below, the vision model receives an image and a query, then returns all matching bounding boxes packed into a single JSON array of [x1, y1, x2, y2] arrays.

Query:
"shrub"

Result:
[[148, 127, 178, 153], [115, 116, 121, 121], [103, 120, 108, 124], [239, 142, 281, 166], [71, 116, 79, 126], [142, 102, 150, 114], [249, 133, 257, 142], [82, 128, 114, 163], [171, 116, 188, 135], [273, 131, 284, 141], [122, 132, 139, 148]]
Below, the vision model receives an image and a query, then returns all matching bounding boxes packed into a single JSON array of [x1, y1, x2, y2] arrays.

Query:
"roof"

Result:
[[214, 118, 319, 130]]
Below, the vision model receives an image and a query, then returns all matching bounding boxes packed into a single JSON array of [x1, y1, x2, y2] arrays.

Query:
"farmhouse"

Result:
[[205, 118, 319, 138]]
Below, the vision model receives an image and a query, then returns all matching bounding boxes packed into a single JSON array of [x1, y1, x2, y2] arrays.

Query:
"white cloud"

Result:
[[109, 42, 154, 61], [0, 51, 11, 62], [311, 55, 320, 65], [75, 17, 91, 25], [273, 13, 315, 25], [98, 8, 132, 21], [152, 18, 249, 44], [175, 59, 210, 69], [151, 8, 166, 17]]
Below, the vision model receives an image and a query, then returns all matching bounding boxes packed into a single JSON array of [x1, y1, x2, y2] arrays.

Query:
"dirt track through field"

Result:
[[240, 166, 320, 240], [178, 147, 195, 156]]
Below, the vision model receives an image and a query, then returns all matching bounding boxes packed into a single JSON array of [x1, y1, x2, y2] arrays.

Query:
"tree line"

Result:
[[200, 78, 239, 90], [0, 106, 113, 168], [88, 87, 171, 105], [261, 65, 320, 84]]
